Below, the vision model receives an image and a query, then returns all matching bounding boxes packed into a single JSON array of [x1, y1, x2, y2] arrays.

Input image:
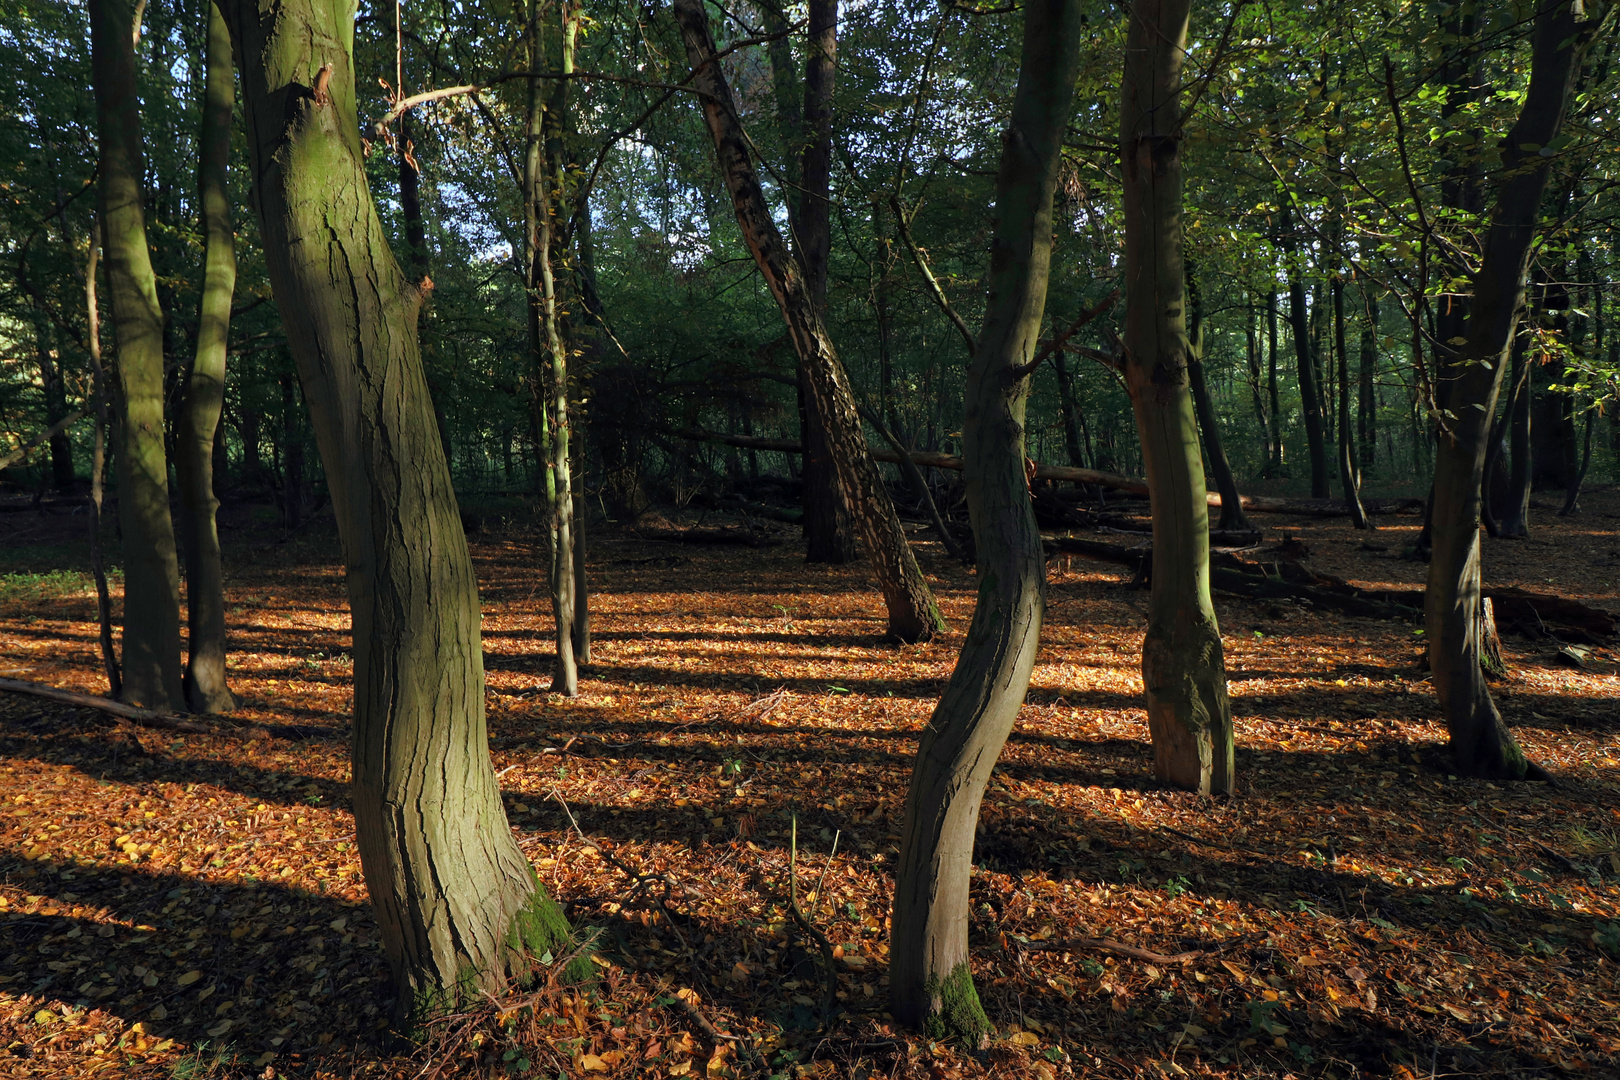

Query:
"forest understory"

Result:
[[0, 494, 1617, 1080]]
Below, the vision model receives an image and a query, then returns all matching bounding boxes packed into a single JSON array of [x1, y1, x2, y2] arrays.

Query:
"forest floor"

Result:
[[0, 489, 1617, 1079]]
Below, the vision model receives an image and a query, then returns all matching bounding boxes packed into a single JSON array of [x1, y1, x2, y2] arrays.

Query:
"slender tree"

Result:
[[1425, 0, 1600, 780], [889, 0, 1080, 1040], [175, 0, 237, 714], [1120, 0, 1232, 794], [90, 0, 184, 710], [1333, 278, 1370, 527], [218, 0, 574, 1013], [1185, 267, 1253, 534], [674, 0, 944, 642]]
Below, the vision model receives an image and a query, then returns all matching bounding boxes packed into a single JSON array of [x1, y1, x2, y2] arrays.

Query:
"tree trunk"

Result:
[[33, 322, 77, 490], [1277, 202, 1329, 496], [1185, 268, 1253, 534], [1265, 289, 1283, 476], [1120, 0, 1233, 795], [1558, 404, 1594, 517], [674, 0, 943, 642], [1244, 303, 1272, 471], [1500, 326, 1532, 536], [1426, 0, 1593, 782], [1358, 286, 1378, 469], [90, 0, 184, 711], [175, 0, 237, 715], [1334, 278, 1370, 528], [889, 0, 1078, 1040], [1053, 352, 1087, 469], [219, 0, 574, 1014], [85, 231, 121, 698], [539, 3, 580, 697]]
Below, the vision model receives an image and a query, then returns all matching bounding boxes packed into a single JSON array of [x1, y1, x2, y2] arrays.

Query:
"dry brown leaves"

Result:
[[0, 492, 1617, 1079]]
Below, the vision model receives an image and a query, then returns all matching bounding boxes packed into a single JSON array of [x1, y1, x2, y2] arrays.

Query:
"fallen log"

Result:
[[633, 525, 781, 547], [673, 427, 1418, 517], [0, 676, 327, 740]]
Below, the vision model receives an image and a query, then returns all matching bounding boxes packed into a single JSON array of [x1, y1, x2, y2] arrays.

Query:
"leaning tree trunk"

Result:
[[1333, 278, 1370, 528], [219, 0, 573, 1015], [1265, 290, 1283, 476], [90, 0, 184, 711], [1120, 0, 1233, 795], [674, 0, 943, 642], [1499, 325, 1533, 536], [175, 0, 237, 714], [889, 0, 1080, 1041], [1426, 0, 1595, 781], [1185, 267, 1254, 534]]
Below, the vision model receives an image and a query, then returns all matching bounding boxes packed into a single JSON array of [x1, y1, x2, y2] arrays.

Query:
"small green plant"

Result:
[[772, 603, 794, 630], [1247, 998, 1288, 1036], [1163, 875, 1191, 899], [722, 757, 745, 779]]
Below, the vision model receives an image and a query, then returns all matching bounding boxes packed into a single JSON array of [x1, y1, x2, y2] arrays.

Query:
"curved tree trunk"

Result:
[[90, 0, 184, 711], [1121, 0, 1233, 796], [674, 0, 943, 642], [1426, 0, 1593, 781], [219, 0, 573, 1015], [888, 0, 1079, 1041], [176, 0, 237, 715]]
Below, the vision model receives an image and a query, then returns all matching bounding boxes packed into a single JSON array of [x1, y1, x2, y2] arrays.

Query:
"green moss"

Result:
[[922, 961, 991, 1046], [507, 870, 595, 984]]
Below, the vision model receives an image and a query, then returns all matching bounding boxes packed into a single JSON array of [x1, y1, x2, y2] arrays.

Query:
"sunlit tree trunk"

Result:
[[1120, 0, 1232, 795], [889, 0, 1080, 1040], [675, 0, 943, 642], [1426, 0, 1594, 781], [90, 0, 184, 711], [176, 0, 237, 714], [219, 0, 573, 1014]]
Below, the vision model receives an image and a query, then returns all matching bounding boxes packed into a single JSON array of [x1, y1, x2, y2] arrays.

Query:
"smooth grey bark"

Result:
[[176, 0, 237, 714], [1120, 0, 1233, 796], [90, 0, 184, 711], [219, 0, 573, 1013], [1425, 0, 1597, 781], [888, 0, 1079, 1041], [675, 0, 943, 642]]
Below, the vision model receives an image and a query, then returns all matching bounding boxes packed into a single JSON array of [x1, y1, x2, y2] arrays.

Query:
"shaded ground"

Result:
[[0, 490, 1617, 1078]]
